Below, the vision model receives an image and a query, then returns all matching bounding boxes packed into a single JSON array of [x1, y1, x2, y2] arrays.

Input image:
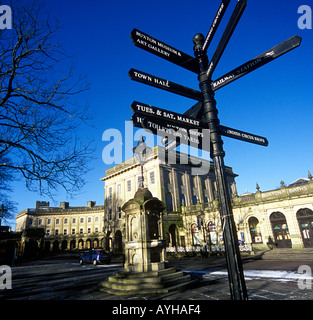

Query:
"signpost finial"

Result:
[[193, 33, 205, 51]]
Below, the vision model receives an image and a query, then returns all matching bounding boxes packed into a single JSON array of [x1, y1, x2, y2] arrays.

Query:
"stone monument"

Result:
[[100, 138, 196, 295], [122, 187, 166, 273], [100, 187, 197, 295]]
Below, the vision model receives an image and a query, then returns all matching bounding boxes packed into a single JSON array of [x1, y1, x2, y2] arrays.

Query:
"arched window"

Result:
[[297, 208, 313, 218], [248, 217, 262, 243], [207, 221, 218, 245], [191, 223, 200, 246], [297, 208, 313, 248], [270, 212, 291, 248], [169, 224, 179, 247]]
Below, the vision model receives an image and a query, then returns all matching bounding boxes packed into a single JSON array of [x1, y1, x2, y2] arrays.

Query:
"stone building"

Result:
[[15, 144, 313, 256], [15, 200, 105, 255], [102, 146, 313, 253], [176, 176, 313, 252], [101, 146, 238, 253]]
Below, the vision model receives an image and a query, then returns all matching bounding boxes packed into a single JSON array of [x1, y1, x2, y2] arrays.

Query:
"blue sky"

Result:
[[5, 0, 313, 228]]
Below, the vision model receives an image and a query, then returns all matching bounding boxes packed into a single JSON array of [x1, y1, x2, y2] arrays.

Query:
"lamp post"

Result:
[[0, 204, 8, 229], [132, 136, 152, 188]]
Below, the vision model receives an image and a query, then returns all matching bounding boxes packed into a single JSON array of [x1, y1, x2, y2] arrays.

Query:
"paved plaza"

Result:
[[1, 251, 313, 301]]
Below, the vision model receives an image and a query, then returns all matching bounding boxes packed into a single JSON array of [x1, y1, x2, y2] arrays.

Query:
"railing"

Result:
[[166, 243, 252, 253]]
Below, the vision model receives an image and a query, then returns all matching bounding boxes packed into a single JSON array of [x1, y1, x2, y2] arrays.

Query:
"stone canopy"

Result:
[[122, 187, 166, 212]]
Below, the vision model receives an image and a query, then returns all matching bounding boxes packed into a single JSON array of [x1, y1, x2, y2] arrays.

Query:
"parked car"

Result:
[[79, 249, 111, 266]]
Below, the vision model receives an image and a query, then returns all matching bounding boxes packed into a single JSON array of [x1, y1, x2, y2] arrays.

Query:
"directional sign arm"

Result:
[[165, 101, 204, 150], [219, 125, 268, 146], [131, 112, 211, 152], [130, 29, 199, 74], [131, 101, 204, 129], [206, 0, 247, 78], [212, 35, 302, 91], [202, 0, 231, 52], [128, 68, 203, 101]]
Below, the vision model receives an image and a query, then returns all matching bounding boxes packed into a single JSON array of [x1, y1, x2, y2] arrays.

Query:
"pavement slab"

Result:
[[2, 254, 313, 301]]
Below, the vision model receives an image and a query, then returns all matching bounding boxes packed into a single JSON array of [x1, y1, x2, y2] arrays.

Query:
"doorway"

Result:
[[114, 230, 123, 254], [169, 224, 179, 248], [297, 208, 313, 248], [270, 212, 292, 248]]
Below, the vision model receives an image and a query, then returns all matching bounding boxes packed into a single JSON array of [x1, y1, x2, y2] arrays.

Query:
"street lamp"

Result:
[[132, 136, 152, 188], [0, 204, 8, 229]]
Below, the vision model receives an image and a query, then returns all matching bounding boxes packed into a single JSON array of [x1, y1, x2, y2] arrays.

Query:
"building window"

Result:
[[64, 218, 68, 224], [56, 219, 59, 225], [117, 206, 122, 219], [137, 175, 143, 188], [169, 224, 178, 247], [192, 177, 199, 205], [127, 180, 131, 192], [88, 228, 91, 234], [201, 178, 209, 203], [191, 223, 200, 246], [166, 192, 173, 212], [80, 217, 84, 223], [248, 217, 262, 243], [88, 217, 92, 223], [108, 187, 113, 201], [192, 193, 198, 205], [108, 209, 112, 221], [46, 230, 50, 236], [117, 184, 122, 199], [38, 219, 42, 225], [55, 229, 59, 235], [64, 229, 67, 235], [72, 229, 76, 235], [47, 219, 51, 225], [270, 212, 291, 248], [150, 171, 155, 184], [167, 170, 172, 184], [80, 228, 84, 234], [95, 216, 99, 223], [180, 193, 186, 207], [95, 227, 99, 233], [180, 236, 186, 247], [72, 218, 76, 224]]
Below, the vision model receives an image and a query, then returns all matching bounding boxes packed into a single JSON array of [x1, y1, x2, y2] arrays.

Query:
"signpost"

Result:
[[131, 112, 211, 152], [131, 101, 205, 129], [202, 0, 231, 52], [131, 101, 268, 148], [129, 0, 302, 300], [206, 0, 247, 78], [211, 35, 302, 91], [129, 69, 202, 101], [131, 29, 199, 74], [219, 125, 268, 147]]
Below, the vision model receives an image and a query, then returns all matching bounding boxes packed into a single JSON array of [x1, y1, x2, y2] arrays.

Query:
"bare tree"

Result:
[[0, 1, 93, 215]]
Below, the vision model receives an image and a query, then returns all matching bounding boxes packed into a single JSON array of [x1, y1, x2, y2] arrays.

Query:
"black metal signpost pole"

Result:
[[193, 33, 248, 300], [129, 0, 301, 301]]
